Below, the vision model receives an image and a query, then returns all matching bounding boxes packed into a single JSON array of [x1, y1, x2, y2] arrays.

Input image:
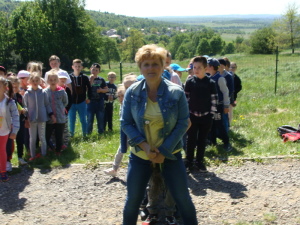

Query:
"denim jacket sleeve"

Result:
[[121, 85, 146, 147], [157, 89, 189, 160]]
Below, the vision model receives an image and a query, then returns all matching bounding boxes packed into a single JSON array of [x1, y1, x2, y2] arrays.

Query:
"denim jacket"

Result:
[[121, 78, 189, 160]]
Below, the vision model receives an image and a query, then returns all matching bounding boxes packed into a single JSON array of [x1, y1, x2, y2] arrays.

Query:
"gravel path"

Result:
[[1, 159, 300, 225]]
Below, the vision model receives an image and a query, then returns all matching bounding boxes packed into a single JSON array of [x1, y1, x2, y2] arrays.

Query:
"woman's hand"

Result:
[[151, 152, 165, 163], [138, 142, 157, 159]]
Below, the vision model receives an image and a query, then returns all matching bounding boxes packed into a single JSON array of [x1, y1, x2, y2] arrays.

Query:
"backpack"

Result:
[[282, 132, 300, 142], [277, 124, 300, 142]]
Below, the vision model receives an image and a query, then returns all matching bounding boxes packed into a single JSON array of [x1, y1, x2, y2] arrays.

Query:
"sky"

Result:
[[84, 0, 300, 18]]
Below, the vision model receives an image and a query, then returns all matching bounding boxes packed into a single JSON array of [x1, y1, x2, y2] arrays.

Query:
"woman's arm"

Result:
[[120, 87, 146, 147], [157, 91, 189, 160]]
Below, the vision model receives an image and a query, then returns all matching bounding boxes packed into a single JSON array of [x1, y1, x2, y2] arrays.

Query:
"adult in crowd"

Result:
[[121, 44, 198, 225]]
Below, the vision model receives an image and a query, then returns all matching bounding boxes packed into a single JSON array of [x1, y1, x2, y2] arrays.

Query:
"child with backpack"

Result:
[[0, 77, 19, 181]]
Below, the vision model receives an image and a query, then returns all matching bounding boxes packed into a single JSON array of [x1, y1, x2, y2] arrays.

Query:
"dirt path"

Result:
[[1, 159, 300, 225]]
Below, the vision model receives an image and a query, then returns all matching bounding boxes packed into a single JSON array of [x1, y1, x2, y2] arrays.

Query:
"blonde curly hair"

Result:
[[135, 44, 167, 69]]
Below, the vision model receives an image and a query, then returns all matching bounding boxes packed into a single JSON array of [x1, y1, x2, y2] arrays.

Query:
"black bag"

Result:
[[277, 125, 299, 138]]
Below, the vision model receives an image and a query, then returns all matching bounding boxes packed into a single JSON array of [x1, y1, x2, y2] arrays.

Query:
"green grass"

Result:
[[11, 52, 300, 169]]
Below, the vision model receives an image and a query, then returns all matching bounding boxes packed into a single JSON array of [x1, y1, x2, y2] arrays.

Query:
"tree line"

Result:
[[0, 0, 299, 72]]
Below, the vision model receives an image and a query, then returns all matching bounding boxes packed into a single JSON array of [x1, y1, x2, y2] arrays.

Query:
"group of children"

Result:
[[0, 56, 118, 182]]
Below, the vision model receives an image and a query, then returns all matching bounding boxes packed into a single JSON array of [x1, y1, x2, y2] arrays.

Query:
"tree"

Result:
[[250, 27, 276, 54], [159, 35, 170, 46], [196, 38, 211, 55], [37, 0, 102, 68], [12, 0, 103, 69], [121, 29, 144, 62], [235, 35, 244, 53], [167, 33, 189, 59], [102, 37, 120, 69], [223, 42, 235, 54], [12, 1, 52, 67], [273, 3, 300, 53], [144, 34, 159, 44], [210, 35, 223, 55], [0, 11, 14, 69]]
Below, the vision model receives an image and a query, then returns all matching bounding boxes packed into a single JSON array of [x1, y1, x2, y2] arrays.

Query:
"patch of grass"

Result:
[[234, 222, 263, 225], [263, 212, 277, 222]]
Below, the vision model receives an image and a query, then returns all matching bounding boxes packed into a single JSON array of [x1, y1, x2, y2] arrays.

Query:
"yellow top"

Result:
[[131, 98, 164, 160]]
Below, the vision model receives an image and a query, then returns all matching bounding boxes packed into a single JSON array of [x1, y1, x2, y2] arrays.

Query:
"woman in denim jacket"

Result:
[[121, 44, 198, 225]]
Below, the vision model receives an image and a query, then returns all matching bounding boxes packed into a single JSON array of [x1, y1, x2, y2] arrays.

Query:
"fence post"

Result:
[[120, 61, 123, 83], [274, 46, 279, 95]]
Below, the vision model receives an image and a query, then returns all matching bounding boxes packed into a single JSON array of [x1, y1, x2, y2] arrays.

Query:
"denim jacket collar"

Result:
[[140, 78, 166, 98]]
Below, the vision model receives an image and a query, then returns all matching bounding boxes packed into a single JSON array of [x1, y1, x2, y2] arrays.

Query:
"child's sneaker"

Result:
[[6, 161, 12, 172], [1, 172, 9, 182], [29, 154, 41, 161], [103, 168, 117, 177], [165, 216, 177, 225], [142, 214, 158, 225], [18, 158, 28, 165]]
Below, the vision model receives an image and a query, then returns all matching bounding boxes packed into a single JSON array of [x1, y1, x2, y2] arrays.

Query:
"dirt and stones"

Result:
[[0, 159, 299, 225]]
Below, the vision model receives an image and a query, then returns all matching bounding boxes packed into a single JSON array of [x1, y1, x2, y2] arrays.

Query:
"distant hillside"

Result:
[[0, 0, 19, 13], [86, 10, 190, 31], [150, 14, 280, 29]]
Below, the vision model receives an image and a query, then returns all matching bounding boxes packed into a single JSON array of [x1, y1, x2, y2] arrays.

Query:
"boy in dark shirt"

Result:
[[68, 59, 92, 137], [87, 63, 108, 135], [185, 56, 218, 173], [104, 72, 117, 132]]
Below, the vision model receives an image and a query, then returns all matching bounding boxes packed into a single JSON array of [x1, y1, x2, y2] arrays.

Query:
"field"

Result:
[[11, 53, 300, 169], [151, 15, 279, 42]]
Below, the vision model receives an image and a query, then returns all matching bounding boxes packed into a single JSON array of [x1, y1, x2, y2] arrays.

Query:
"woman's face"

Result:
[[140, 58, 163, 82]]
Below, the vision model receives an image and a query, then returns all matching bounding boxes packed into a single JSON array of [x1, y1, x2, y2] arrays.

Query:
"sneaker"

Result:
[[139, 207, 149, 221], [184, 161, 193, 174], [103, 168, 117, 177], [29, 153, 42, 162], [197, 162, 208, 173], [18, 158, 28, 165], [224, 143, 233, 152], [1, 172, 9, 182], [165, 216, 177, 225], [142, 214, 158, 225], [6, 161, 12, 172]]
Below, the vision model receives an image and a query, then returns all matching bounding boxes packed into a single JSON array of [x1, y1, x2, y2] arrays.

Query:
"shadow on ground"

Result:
[[0, 167, 33, 214]]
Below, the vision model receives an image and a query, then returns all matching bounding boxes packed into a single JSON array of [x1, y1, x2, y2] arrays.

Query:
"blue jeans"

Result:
[[123, 152, 198, 225], [68, 101, 87, 136], [87, 100, 105, 134]]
